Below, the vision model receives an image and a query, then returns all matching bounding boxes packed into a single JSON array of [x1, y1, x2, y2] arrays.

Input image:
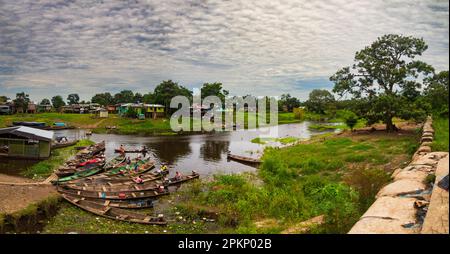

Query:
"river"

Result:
[[0, 121, 340, 177]]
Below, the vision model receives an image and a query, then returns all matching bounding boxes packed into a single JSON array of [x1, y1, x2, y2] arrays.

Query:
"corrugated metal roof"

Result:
[[0, 126, 54, 141]]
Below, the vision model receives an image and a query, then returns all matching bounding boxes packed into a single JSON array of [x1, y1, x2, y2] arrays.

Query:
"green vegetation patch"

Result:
[[432, 117, 449, 152], [22, 139, 94, 179]]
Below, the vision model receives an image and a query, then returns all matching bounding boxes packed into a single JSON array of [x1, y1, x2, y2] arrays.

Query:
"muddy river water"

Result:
[[0, 121, 340, 177]]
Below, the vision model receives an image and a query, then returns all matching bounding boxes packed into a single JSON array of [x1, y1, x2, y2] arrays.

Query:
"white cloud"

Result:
[[0, 0, 448, 101]]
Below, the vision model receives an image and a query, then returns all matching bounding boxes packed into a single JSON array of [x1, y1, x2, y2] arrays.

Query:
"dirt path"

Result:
[[83, 118, 107, 129], [0, 174, 56, 214]]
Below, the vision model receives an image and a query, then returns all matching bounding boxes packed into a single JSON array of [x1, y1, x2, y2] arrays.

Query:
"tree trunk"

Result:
[[385, 116, 397, 132]]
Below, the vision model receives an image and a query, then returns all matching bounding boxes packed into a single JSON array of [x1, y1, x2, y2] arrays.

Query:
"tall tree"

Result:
[[305, 90, 335, 114], [424, 70, 449, 114], [52, 95, 66, 110], [67, 93, 80, 105], [200, 82, 229, 103], [13, 92, 30, 113], [114, 90, 134, 104], [39, 98, 51, 105], [0, 96, 8, 104], [142, 92, 155, 104], [133, 92, 143, 103], [154, 80, 192, 114], [330, 34, 434, 131], [279, 93, 301, 112], [91, 92, 114, 106]]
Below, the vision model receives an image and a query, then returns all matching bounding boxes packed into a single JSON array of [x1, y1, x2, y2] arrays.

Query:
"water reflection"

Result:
[[200, 140, 230, 162], [1, 121, 340, 177]]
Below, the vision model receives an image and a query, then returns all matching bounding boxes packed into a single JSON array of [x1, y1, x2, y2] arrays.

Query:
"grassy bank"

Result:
[[174, 131, 418, 233], [22, 139, 94, 179], [0, 112, 303, 135], [431, 117, 449, 152], [42, 130, 418, 234]]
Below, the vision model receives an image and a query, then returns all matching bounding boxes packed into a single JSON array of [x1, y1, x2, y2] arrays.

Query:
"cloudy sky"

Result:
[[0, 0, 448, 102]]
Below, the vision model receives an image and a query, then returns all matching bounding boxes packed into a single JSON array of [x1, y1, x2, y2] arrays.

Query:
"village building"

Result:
[[61, 103, 101, 114], [0, 126, 53, 159], [27, 102, 37, 114], [117, 103, 165, 119], [95, 108, 109, 118], [37, 103, 52, 112]]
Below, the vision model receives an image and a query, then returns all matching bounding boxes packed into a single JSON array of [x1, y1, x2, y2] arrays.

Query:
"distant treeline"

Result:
[[1, 35, 448, 131]]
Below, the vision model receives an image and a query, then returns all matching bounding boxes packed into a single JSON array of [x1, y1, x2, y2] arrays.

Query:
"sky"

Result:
[[0, 0, 448, 103]]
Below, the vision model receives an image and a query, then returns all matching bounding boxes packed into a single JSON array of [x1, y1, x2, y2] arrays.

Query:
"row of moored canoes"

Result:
[[54, 141, 199, 225]]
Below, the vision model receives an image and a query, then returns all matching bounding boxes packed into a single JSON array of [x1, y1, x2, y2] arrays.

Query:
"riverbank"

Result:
[[0, 112, 303, 136], [41, 122, 420, 233], [22, 139, 94, 179]]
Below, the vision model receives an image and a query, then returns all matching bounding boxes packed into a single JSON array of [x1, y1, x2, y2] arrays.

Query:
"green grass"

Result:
[[173, 132, 417, 234], [431, 117, 449, 152], [251, 137, 299, 145], [22, 139, 94, 179], [0, 113, 101, 128]]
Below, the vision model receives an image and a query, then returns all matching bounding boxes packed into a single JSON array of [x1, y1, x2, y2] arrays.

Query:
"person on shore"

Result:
[[134, 163, 139, 172], [126, 156, 131, 165], [156, 184, 165, 193], [174, 171, 182, 181], [133, 175, 144, 184]]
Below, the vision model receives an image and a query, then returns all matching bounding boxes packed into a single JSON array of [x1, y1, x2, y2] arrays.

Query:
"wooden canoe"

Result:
[[57, 185, 170, 200], [103, 154, 127, 169], [55, 163, 106, 183], [227, 153, 261, 164], [73, 170, 169, 186], [76, 141, 105, 159], [61, 194, 166, 225], [55, 162, 103, 178], [60, 177, 164, 192], [114, 149, 148, 154], [165, 173, 200, 185], [89, 159, 155, 178], [66, 195, 155, 209]]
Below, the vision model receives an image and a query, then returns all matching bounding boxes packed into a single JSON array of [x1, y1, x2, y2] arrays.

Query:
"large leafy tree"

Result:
[[39, 98, 51, 105], [330, 34, 434, 131], [142, 92, 155, 104], [91, 92, 114, 106], [133, 92, 143, 103], [423, 70, 449, 115], [51, 95, 66, 110], [305, 89, 335, 114], [154, 80, 192, 114], [0, 96, 8, 103], [14, 92, 30, 113], [278, 93, 300, 112], [67, 93, 80, 105], [114, 90, 135, 104], [200, 82, 229, 104]]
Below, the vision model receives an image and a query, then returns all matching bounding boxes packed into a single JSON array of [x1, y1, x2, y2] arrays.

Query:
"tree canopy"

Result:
[[424, 70, 449, 115], [330, 34, 434, 131], [305, 89, 335, 114], [39, 98, 51, 105], [114, 90, 135, 104], [278, 93, 300, 112], [51, 95, 66, 110], [154, 80, 192, 113], [67, 93, 80, 105], [200, 82, 229, 104], [14, 92, 30, 112], [91, 92, 114, 106]]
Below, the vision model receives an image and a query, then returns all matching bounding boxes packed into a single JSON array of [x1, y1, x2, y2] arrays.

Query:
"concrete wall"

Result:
[[349, 116, 449, 234]]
